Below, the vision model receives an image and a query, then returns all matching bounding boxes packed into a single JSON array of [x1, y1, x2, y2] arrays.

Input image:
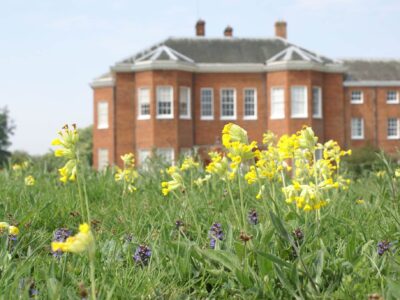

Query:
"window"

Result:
[[138, 88, 150, 119], [291, 86, 308, 118], [387, 91, 399, 104], [156, 148, 174, 163], [220, 88, 236, 120], [97, 102, 108, 129], [351, 91, 363, 104], [138, 149, 151, 166], [271, 87, 285, 119], [200, 88, 214, 120], [243, 88, 257, 120], [351, 118, 364, 140], [156, 86, 173, 119], [98, 148, 109, 170], [387, 118, 400, 139], [179, 87, 191, 119], [312, 87, 322, 118], [315, 149, 323, 161], [180, 148, 193, 157]]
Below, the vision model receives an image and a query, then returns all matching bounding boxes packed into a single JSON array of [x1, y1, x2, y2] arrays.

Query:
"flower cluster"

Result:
[[133, 244, 152, 266], [246, 126, 351, 211], [115, 153, 139, 193], [51, 228, 72, 257], [0, 222, 20, 237], [377, 240, 392, 256], [51, 124, 79, 183], [24, 175, 35, 186], [51, 223, 94, 254], [248, 209, 258, 225], [161, 166, 184, 196], [180, 156, 199, 171], [209, 223, 224, 249], [12, 161, 29, 175]]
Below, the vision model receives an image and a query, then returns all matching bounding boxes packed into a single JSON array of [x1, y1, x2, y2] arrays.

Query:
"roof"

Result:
[[343, 59, 400, 81], [119, 37, 336, 64]]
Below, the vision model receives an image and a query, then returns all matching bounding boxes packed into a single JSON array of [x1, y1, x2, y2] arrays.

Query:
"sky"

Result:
[[1, 0, 400, 155]]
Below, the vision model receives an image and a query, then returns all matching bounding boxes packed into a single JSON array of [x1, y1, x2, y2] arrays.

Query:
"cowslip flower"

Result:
[[115, 153, 138, 193], [161, 167, 184, 196], [206, 152, 230, 180], [52, 124, 79, 183], [51, 228, 72, 257], [133, 245, 151, 266], [356, 199, 365, 205], [0, 222, 20, 236], [395, 169, 400, 177], [51, 223, 94, 254], [180, 156, 199, 171], [24, 175, 35, 186]]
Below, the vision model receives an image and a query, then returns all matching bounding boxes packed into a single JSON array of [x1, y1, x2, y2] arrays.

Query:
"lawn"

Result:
[[0, 124, 399, 299]]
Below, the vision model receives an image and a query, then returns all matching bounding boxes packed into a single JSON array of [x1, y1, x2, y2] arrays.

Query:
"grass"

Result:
[[1, 155, 400, 299]]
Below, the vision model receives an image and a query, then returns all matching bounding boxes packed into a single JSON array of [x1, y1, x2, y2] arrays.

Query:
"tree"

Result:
[[77, 125, 93, 166], [0, 107, 15, 166]]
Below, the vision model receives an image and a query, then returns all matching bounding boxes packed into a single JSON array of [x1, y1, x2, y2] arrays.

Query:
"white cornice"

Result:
[[90, 77, 115, 88], [344, 80, 400, 87], [196, 63, 265, 73], [265, 61, 346, 73]]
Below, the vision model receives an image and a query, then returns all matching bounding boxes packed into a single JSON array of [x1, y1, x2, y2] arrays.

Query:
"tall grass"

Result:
[[0, 155, 400, 299]]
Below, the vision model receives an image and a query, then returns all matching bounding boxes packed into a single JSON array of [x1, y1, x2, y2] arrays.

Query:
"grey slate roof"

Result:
[[119, 37, 336, 65], [343, 59, 400, 81]]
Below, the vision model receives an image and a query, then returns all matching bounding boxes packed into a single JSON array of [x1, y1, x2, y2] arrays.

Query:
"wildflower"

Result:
[[239, 231, 253, 244], [115, 153, 138, 193], [180, 156, 199, 171], [0, 222, 19, 236], [377, 240, 392, 256], [292, 228, 304, 243], [161, 169, 184, 196], [248, 209, 258, 225], [395, 168, 400, 177], [51, 223, 94, 254], [356, 199, 365, 205], [222, 123, 248, 148], [24, 175, 35, 186], [194, 174, 211, 187], [133, 244, 151, 266], [51, 228, 72, 257], [209, 223, 223, 249], [206, 152, 230, 180], [375, 170, 386, 178], [52, 124, 79, 183]]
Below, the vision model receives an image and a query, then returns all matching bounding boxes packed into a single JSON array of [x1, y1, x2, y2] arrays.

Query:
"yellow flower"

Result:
[[222, 123, 249, 148], [51, 223, 94, 254], [24, 175, 35, 186], [180, 156, 199, 171], [161, 169, 184, 196], [52, 124, 79, 183], [395, 169, 400, 177], [0, 222, 19, 236], [356, 199, 365, 205], [114, 153, 138, 193]]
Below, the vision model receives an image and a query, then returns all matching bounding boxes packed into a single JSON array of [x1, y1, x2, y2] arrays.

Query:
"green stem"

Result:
[[226, 180, 241, 226], [237, 167, 246, 229], [89, 251, 97, 300]]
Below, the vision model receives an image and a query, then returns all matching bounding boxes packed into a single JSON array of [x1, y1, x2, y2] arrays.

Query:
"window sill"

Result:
[[387, 136, 400, 140], [350, 101, 363, 104], [200, 116, 214, 121], [243, 116, 257, 120], [97, 126, 109, 130], [179, 116, 191, 120], [387, 101, 400, 104], [138, 116, 150, 120], [351, 137, 364, 140], [220, 116, 237, 121], [291, 115, 308, 119], [312, 115, 323, 119], [156, 115, 174, 120], [270, 116, 284, 120]]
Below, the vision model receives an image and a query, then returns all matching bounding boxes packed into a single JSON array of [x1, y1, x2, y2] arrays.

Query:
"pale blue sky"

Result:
[[1, 0, 400, 154]]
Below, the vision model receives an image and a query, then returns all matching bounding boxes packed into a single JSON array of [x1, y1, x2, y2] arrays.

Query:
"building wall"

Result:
[[93, 86, 114, 169], [92, 70, 400, 169]]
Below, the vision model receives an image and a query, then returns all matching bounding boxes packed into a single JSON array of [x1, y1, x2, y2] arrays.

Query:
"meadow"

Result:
[[0, 124, 400, 299]]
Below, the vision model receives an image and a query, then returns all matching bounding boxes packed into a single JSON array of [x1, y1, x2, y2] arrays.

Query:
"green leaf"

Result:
[[256, 251, 292, 269]]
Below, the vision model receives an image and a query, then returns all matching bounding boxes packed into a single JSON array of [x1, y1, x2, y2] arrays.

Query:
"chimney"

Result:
[[224, 25, 233, 37], [195, 19, 205, 36], [275, 21, 287, 39]]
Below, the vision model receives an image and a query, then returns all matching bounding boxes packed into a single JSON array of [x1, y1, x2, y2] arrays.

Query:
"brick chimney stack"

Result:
[[275, 21, 287, 39], [224, 25, 233, 37], [195, 19, 205, 36]]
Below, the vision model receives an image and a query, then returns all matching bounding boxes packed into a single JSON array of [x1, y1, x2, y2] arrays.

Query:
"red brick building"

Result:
[[91, 20, 400, 169]]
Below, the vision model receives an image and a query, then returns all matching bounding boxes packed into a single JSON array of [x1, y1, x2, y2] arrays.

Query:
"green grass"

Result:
[[1, 158, 400, 299]]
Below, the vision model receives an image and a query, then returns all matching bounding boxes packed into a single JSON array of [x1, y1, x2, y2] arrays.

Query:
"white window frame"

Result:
[[180, 148, 193, 157], [156, 86, 173, 119], [351, 118, 364, 140], [137, 87, 151, 120], [179, 87, 191, 119], [291, 86, 308, 118], [312, 86, 323, 119], [220, 88, 237, 120], [387, 118, 400, 139], [270, 87, 285, 119], [138, 149, 151, 166], [243, 88, 257, 120], [98, 148, 109, 171], [156, 148, 175, 164], [200, 88, 214, 120], [387, 91, 399, 104], [351, 90, 363, 104], [97, 101, 109, 129]]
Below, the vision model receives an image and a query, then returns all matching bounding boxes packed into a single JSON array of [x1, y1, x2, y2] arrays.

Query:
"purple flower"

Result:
[[293, 228, 304, 242], [248, 209, 258, 225], [209, 223, 223, 249], [133, 244, 151, 266], [377, 240, 391, 256], [52, 228, 72, 258]]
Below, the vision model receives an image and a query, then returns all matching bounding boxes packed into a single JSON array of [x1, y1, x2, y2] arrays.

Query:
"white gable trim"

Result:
[[344, 80, 400, 87]]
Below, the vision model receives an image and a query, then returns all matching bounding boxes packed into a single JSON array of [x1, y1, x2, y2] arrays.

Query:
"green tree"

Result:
[[77, 125, 93, 166], [0, 107, 15, 166]]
